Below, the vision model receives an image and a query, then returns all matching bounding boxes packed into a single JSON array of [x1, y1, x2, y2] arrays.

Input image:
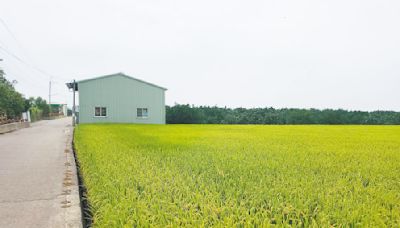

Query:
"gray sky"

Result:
[[0, 0, 399, 111]]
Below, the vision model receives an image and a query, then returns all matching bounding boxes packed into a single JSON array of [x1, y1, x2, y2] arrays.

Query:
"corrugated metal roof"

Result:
[[77, 72, 167, 90]]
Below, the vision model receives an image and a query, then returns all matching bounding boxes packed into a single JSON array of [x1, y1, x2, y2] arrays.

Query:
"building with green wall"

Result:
[[76, 73, 166, 124]]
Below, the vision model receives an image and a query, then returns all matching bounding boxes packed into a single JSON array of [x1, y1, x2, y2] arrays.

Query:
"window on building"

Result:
[[137, 108, 148, 118], [101, 107, 107, 116], [95, 107, 100, 116], [95, 107, 107, 117]]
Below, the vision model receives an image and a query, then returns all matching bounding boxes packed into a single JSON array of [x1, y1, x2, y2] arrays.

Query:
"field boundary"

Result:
[[61, 124, 83, 227], [72, 129, 93, 227]]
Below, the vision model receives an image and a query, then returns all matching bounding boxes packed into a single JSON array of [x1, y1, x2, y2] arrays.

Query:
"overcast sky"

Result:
[[0, 0, 399, 111]]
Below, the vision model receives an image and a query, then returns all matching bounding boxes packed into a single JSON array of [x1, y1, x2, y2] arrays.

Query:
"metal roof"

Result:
[[76, 72, 167, 90]]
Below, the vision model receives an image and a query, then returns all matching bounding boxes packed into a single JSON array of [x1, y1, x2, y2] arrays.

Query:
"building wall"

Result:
[[78, 75, 166, 124]]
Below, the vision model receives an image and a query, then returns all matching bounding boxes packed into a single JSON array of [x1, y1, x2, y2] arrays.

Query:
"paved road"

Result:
[[0, 118, 81, 228]]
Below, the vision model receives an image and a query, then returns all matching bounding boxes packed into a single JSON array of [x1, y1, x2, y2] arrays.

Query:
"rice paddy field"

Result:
[[74, 124, 400, 227]]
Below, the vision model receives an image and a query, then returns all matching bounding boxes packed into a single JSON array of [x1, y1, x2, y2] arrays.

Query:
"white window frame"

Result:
[[137, 108, 148, 118], [94, 107, 107, 117]]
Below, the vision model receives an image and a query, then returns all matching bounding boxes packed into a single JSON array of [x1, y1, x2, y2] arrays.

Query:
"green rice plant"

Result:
[[74, 124, 400, 227]]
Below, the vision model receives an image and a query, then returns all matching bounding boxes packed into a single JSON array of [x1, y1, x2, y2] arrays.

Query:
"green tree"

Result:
[[0, 70, 25, 119], [33, 97, 50, 117], [166, 104, 400, 125]]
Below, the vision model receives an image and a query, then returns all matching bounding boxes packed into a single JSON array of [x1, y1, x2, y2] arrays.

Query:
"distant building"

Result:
[[50, 104, 68, 117], [69, 73, 166, 124]]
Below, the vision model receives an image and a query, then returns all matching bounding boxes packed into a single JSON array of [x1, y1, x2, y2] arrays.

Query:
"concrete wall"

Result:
[[0, 122, 30, 134], [78, 74, 166, 124]]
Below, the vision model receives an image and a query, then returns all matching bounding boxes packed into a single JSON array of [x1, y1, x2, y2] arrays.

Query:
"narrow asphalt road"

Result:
[[0, 117, 81, 228]]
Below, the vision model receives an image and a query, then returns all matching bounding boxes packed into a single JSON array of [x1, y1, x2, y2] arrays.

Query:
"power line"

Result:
[[0, 45, 72, 84], [5, 71, 46, 90], [0, 17, 49, 74], [0, 53, 53, 93], [0, 45, 71, 81], [0, 53, 69, 96], [0, 17, 70, 105], [1, 57, 48, 86], [0, 45, 29, 66], [0, 46, 53, 95], [0, 17, 71, 81], [0, 18, 25, 53], [5, 69, 67, 102], [0, 45, 51, 79]]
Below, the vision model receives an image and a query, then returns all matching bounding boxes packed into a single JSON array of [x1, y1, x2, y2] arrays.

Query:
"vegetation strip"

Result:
[[72, 130, 93, 228], [166, 104, 400, 124], [75, 124, 400, 227]]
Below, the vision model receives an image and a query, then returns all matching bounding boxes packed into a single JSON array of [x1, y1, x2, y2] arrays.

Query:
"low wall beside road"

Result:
[[0, 122, 30, 134]]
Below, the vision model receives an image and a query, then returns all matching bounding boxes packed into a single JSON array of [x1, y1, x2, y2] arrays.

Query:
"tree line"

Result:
[[166, 104, 400, 125], [0, 69, 25, 120], [0, 70, 51, 123], [2, 67, 399, 125]]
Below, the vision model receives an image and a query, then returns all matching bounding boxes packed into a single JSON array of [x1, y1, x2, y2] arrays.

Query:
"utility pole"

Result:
[[0, 59, 3, 78], [72, 79, 76, 126], [48, 79, 52, 115]]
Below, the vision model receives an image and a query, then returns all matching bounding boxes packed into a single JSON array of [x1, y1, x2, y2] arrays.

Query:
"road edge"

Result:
[[63, 125, 83, 228], [71, 129, 93, 227]]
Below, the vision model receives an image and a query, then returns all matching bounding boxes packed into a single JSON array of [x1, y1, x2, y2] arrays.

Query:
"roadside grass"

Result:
[[74, 124, 400, 227]]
